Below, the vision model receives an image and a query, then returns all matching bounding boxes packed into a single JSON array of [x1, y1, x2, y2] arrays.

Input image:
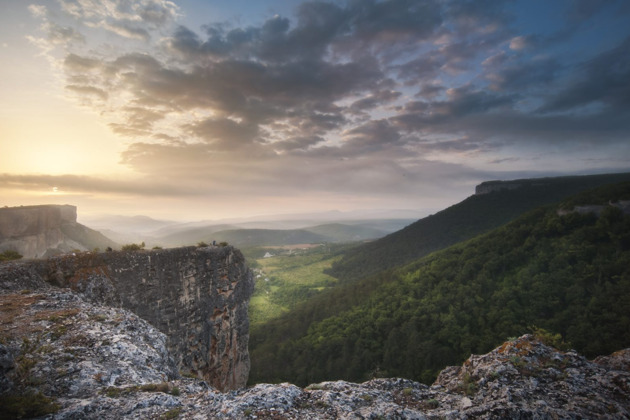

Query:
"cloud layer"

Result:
[[17, 0, 630, 215]]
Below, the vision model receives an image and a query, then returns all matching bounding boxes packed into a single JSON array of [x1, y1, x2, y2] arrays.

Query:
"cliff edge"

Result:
[[1, 302, 628, 420], [0, 205, 118, 259], [1, 248, 629, 418], [0, 245, 254, 393]]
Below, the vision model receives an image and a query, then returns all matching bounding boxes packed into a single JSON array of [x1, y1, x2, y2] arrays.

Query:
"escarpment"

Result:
[[0, 245, 254, 391], [0, 205, 117, 258]]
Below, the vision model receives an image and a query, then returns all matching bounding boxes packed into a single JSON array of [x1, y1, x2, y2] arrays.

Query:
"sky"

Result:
[[1, 0, 629, 222]]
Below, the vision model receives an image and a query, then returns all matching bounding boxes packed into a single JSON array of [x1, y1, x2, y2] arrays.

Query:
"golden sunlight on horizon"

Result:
[[0, 105, 131, 176]]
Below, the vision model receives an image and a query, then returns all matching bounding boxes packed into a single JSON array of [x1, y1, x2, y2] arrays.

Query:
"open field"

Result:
[[246, 245, 345, 326]]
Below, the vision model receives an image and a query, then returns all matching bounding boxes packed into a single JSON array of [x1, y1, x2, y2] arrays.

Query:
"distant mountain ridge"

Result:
[[83, 214, 415, 248], [328, 172, 630, 281], [250, 179, 630, 386], [161, 224, 394, 248]]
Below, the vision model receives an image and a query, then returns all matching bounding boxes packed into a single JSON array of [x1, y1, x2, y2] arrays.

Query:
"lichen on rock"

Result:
[[1, 247, 629, 419], [0, 246, 254, 392]]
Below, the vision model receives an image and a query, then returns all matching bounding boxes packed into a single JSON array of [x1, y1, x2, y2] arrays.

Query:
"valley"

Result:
[[2, 173, 630, 418], [246, 244, 347, 326]]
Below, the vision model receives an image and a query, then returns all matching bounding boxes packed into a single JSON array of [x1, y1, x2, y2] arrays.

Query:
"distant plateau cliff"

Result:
[[0, 205, 118, 258]]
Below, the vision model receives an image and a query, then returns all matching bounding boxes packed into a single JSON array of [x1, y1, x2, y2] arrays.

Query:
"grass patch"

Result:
[[104, 382, 180, 398], [161, 407, 183, 419], [0, 392, 60, 418], [249, 249, 342, 326]]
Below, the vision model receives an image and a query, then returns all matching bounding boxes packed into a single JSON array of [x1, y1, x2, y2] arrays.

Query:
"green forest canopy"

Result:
[[328, 172, 630, 282], [249, 181, 630, 386]]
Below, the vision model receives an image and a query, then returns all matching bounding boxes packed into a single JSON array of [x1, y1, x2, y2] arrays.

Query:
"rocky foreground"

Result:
[[0, 273, 629, 418]]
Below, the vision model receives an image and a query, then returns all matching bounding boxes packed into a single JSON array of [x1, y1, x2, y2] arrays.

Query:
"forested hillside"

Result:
[[249, 181, 630, 386], [328, 172, 630, 282]]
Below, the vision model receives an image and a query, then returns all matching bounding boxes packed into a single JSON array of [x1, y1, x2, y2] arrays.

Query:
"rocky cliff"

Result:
[[1, 250, 630, 418], [1, 288, 628, 420], [0, 245, 254, 393], [0, 205, 118, 258]]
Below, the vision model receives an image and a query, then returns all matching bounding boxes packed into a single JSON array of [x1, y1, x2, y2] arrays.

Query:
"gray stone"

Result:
[[0, 246, 254, 391], [1, 249, 629, 419]]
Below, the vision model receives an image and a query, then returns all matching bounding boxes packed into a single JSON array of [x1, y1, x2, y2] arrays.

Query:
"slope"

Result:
[[328, 172, 630, 282], [249, 181, 630, 386], [159, 223, 396, 248], [60, 223, 119, 252], [303, 223, 387, 242]]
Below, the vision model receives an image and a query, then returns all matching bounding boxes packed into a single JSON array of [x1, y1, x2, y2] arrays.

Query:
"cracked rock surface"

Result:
[[1, 254, 629, 419]]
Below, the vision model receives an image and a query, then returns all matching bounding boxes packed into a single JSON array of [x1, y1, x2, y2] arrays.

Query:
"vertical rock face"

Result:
[[100, 246, 254, 391], [0, 205, 76, 258], [0, 205, 77, 239], [0, 246, 254, 391], [0, 205, 116, 258]]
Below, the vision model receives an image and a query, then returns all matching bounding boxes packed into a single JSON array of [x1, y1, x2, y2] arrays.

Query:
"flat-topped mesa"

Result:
[[475, 181, 524, 195], [0, 204, 77, 237], [0, 204, 116, 258], [0, 205, 77, 258], [0, 245, 255, 391]]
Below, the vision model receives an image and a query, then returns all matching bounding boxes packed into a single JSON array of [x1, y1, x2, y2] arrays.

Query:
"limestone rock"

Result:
[[0, 205, 117, 259], [0, 246, 254, 392], [1, 248, 629, 418]]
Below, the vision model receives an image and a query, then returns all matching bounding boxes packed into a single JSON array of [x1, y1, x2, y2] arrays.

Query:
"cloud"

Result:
[[58, 0, 179, 37], [350, 90, 402, 113], [65, 84, 108, 100], [101, 21, 151, 41], [539, 36, 630, 113], [485, 56, 562, 92], [509, 35, 529, 50], [0, 173, 196, 197], [21, 0, 630, 213], [186, 118, 259, 149], [27, 4, 47, 17]]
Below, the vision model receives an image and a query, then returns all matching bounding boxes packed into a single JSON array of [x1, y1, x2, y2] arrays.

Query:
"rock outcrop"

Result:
[[0, 205, 118, 258], [0, 245, 254, 392], [1, 248, 629, 418], [1, 301, 629, 420]]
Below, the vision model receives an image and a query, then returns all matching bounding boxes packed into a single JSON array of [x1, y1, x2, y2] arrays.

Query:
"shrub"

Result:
[[0, 392, 60, 418], [121, 242, 145, 251], [161, 407, 183, 419], [531, 326, 571, 351], [0, 250, 22, 262]]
